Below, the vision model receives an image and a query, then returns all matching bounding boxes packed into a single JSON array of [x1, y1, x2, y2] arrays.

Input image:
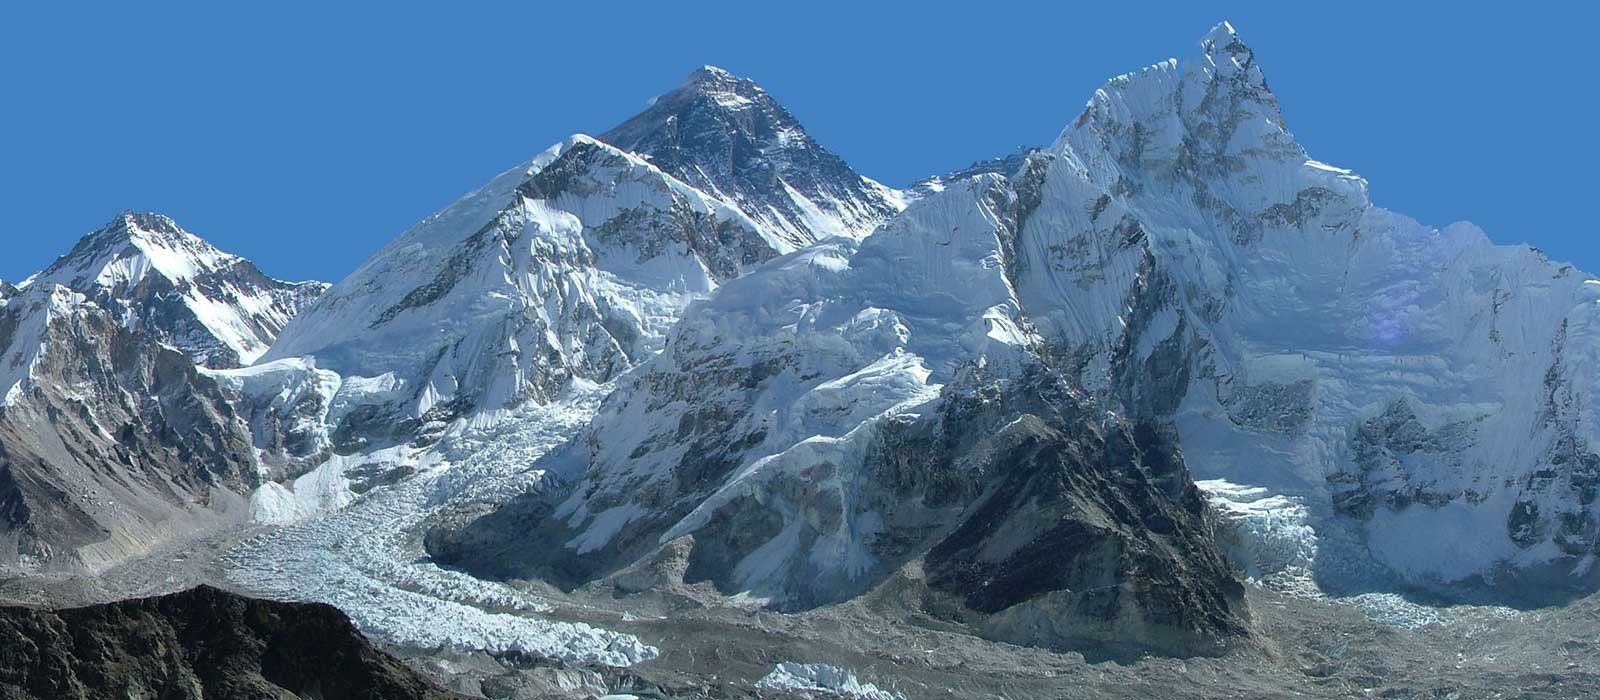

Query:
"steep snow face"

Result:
[[264, 136, 784, 448], [24, 212, 326, 368], [1003, 22, 1600, 598], [600, 66, 905, 248]]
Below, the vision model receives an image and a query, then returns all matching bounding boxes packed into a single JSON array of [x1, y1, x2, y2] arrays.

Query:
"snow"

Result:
[[757, 663, 905, 700], [24, 212, 321, 367], [224, 382, 658, 666], [262, 135, 779, 423], [560, 175, 1037, 602], [537, 20, 1600, 606], [1365, 500, 1518, 584], [8, 20, 1581, 658], [1200, 479, 1319, 592], [566, 502, 646, 554], [995, 20, 1600, 591]]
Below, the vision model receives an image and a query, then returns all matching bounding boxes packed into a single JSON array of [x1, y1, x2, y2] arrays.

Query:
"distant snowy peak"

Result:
[[599, 65, 904, 248], [25, 211, 326, 368]]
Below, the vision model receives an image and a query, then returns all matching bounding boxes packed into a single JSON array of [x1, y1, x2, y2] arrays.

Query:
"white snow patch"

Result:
[[757, 663, 905, 700]]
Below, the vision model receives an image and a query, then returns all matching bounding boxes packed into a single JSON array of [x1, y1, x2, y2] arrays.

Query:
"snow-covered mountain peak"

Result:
[[21, 211, 326, 368], [1197, 21, 1251, 69], [600, 66, 904, 248], [33, 211, 235, 292], [1190, 20, 1282, 124]]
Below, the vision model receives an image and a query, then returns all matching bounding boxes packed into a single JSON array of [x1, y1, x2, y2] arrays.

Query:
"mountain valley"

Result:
[[1, 20, 1597, 699]]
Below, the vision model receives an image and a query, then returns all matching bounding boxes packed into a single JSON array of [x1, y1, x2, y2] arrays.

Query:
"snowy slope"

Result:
[[235, 68, 922, 525], [0, 212, 327, 571], [430, 22, 1600, 612], [23, 211, 326, 368], [428, 176, 1249, 656], [261, 137, 784, 455], [992, 22, 1600, 599], [600, 66, 905, 248], [902, 148, 1039, 204]]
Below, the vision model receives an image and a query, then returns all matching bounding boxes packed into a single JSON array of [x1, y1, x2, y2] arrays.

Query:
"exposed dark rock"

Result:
[[0, 287, 260, 572], [0, 586, 458, 699], [428, 366, 1250, 658], [599, 66, 900, 247]]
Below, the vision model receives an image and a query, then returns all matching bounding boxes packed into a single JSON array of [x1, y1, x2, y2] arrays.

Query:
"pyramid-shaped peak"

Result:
[[685, 64, 746, 86], [659, 64, 772, 111], [1193, 20, 1265, 81], [38, 210, 236, 291], [1201, 20, 1242, 49], [598, 64, 903, 247], [95, 210, 187, 241]]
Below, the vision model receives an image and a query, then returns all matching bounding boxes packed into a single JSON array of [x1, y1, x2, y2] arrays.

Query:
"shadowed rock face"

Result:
[[427, 367, 1249, 658], [0, 586, 457, 700], [917, 413, 1248, 658], [599, 66, 902, 248], [0, 286, 260, 573]]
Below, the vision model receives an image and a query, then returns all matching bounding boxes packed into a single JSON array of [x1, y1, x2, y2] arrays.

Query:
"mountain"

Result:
[[427, 174, 1249, 657], [902, 147, 1039, 203], [23, 212, 326, 369], [0, 586, 458, 699], [599, 65, 905, 248], [257, 66, 911, 461], [428, 19, 1600, 638], [1003, 21, 1600, 601], [0, 214, 325, 573], [259, 136, 784, 457], [9, 20, 1600, 675]]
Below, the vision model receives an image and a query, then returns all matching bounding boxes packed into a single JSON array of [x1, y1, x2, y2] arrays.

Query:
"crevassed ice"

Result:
[[224, 382, 658, 666], [757, 662, 906, 700]]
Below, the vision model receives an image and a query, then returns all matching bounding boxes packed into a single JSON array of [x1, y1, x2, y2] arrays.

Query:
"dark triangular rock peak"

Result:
[[598, 65, 903, 248]]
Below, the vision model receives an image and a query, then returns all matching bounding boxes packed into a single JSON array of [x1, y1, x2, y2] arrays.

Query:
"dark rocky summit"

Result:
[[0, 585, 457, 699], [600, 65, 902, 247]]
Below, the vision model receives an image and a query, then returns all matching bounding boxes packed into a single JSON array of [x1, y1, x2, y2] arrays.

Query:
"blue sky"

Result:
[[2, 2, 1595, 283]]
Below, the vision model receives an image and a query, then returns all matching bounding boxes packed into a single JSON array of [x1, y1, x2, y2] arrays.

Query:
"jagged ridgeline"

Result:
[[0, 213, 324, 572], [3, 20, 1599, 670]]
